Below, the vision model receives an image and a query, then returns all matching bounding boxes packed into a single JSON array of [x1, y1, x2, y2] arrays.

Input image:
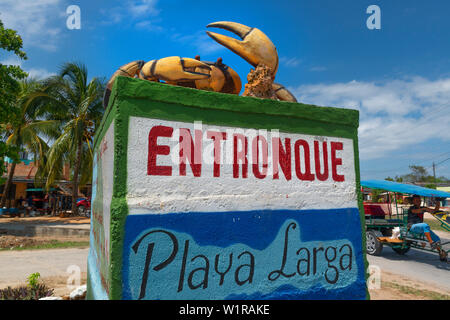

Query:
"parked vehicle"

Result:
[[362, 180, 450, 262], [76, 197, 91, 217]]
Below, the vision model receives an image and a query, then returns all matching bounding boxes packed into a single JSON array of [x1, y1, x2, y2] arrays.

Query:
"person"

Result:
[[43, 194, 49, 215], [17, 196, 24, 217], [407, 194, 446, 260]]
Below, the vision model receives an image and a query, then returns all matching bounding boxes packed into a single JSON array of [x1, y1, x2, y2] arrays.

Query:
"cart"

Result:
[[362, 180, 450, 262]]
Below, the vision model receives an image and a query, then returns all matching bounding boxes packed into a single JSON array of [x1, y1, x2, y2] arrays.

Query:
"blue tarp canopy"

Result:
[[25, 188, 57, 192], [361, 180, 450, 198]]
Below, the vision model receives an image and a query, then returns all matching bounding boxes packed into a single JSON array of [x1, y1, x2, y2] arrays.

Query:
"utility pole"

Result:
[[433, 162, 436, 184]]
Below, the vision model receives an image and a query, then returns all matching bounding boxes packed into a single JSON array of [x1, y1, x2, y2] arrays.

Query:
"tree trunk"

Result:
[[1, 161, 17, 208], [71, 140, 83, 216]]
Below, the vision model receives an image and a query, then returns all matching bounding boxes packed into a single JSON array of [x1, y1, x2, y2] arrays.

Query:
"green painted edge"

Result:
[[352, 136, 370, 300], [105, 77, 368, 300], [86, 263, 93, 300], [109, 86, 130, 300], [114, 76, 359, 129]]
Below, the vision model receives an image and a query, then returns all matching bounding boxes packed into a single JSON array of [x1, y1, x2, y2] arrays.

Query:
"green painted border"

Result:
[[99, 76, 368, 300]]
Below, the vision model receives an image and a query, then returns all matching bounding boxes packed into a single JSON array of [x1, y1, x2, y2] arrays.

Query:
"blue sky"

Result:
[[1, 0, 449, 180]]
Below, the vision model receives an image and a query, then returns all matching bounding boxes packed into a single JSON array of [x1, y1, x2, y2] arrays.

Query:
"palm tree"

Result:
[[0, 79, 58, 207], [36, 62, 104, 215]]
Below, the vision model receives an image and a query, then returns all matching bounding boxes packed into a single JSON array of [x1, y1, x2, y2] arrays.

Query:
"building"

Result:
[[1, 155, 91, 210]]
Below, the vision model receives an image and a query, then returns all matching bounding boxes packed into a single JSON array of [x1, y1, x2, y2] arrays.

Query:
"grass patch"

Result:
[[424, 218, 450, 233], [0, 240, 89, 251], [384, 281, 450, 300]]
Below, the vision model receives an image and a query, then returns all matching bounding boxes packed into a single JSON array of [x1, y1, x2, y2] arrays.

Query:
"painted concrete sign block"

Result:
[[88, 122, 114, 299], [86, 76, 368, 300]]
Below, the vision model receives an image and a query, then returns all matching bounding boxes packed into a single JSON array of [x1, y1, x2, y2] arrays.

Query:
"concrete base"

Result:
[[0, 223, 90, 238]]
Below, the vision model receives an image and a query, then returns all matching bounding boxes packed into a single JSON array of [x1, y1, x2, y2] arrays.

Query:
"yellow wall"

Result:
[[15, 182, 27, 200]]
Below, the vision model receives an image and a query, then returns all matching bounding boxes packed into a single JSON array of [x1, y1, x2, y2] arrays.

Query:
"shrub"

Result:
[[0, 284, 54, 300], [0, 272, 54, 300]]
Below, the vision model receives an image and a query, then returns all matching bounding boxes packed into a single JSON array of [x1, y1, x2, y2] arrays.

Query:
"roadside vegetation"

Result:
[[383, 280, 450, 300], [0, 240, 89, 251], [385, 165, 450, 187], [424, 218, 450, 233], [0, 18, 104, 214], [0, 235, 89, 251], [0, 272, 54, 300]]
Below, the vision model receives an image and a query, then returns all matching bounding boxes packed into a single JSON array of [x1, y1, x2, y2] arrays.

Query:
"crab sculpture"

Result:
[[103, 21, 297, 108]]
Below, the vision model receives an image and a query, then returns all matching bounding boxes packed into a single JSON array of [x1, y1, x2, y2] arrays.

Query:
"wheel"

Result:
[[439, 250, 448, 262], [78, 205, 89, 217], [366, 230, 383, 256], [392, 246, 410, 255]]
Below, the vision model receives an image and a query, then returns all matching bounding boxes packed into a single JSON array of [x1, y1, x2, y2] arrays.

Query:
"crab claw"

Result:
[[104, 60, 145, 108], [272, 83, 297, 102], [206, 21, 278, 76], [106, 60, 145, 89], [139, 56, 211, 82]]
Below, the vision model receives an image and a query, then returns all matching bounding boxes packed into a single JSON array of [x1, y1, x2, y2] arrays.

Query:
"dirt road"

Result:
[[367, 231, 450, 293], [0, 247, 89, 296]]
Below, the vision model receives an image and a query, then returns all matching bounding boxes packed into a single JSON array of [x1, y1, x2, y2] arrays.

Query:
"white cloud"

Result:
[[171, 31, 225, 55], [101, 0, 162, 30], [135, 20, 163, 32], [128, 0, 160, 18], [1, 56, 55, 79], [290, 77, 450, 160], [280, 56, 301, 67], [0, 0, 65, 51], [27, 67, 56, 79], [310, 66, 327, 72]]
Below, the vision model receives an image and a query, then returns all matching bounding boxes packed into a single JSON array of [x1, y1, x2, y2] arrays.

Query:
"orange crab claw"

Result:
[[194, 57, 242, 95], [206, 21, 278, 76], [104, 60, 145, 108], [272, 83, 297, 102], [139, 56, 211, 82]]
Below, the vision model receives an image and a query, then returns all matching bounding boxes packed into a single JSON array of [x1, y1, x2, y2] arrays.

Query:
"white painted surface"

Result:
[[127, 117, 357, 214], [91, 122, 114, 265]]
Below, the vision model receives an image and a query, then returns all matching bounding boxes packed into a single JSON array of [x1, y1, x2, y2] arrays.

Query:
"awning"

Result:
[[25, 188, 57, 192], [361, 180, 450, 198]]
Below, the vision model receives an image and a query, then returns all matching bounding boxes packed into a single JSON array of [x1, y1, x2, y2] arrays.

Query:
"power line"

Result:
[[436, 157, 450, 166], [362, 151, 450, 174]]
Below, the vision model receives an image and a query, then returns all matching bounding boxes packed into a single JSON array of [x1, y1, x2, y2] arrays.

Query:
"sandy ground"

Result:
[[0, 215, 90, 225], [40, 273, 88, 297], [0, 235, 89, 250], [369, 270, 449, 300]]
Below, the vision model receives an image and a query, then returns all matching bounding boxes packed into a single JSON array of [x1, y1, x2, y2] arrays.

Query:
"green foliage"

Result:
[[0, 79, 57, 206], [0, 19, 28, 178], [27, 272, 41, 289], [0, 240, 90, 251], [371, 189, 384, 203], [33, 62, 104, 214], [383, 281, 450, 300], [385, 175, 403, 182], [409, 165, 428, 181], [386, 165, 449, 184], [0, 272, 54, 300]]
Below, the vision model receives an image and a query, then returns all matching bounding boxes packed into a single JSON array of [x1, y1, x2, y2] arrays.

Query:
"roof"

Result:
[[361, 180, 450, 198]]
